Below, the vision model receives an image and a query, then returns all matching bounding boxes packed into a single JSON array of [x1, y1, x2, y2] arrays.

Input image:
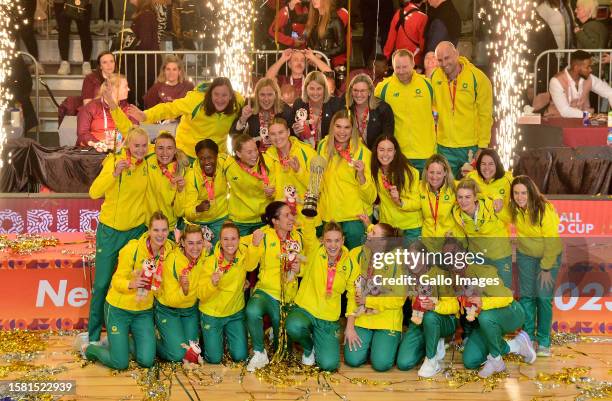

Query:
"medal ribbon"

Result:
[[427, 190, 440, 228], [448, 79, 457, 112], [381, 172, 393, 191], [277, 142, 292, 168], [125, 149, 144, 169], [326, 252, 341, 297], [217, 252, 233, 273], [357, 107, 369, 140], [182, 256, 198, 276], [238, 160, 270, 185], [202, 172, 215, 201], [159, 161, 177, 184], [334, 143, 352, 164], [146, 237, 165, 279]]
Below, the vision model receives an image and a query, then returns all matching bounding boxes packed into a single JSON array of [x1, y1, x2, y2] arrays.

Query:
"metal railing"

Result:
[[533, 49, 612, 111], [111, 49, 331, 99], [18, 51, 40, 139]]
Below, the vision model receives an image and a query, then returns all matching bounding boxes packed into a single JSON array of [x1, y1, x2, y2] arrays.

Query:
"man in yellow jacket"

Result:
[[374, 49, 436, 172], [431, 42, 493, 177]]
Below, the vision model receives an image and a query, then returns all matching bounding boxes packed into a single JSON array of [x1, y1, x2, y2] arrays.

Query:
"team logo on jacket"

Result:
[[500, 189, 505, 194], [444, 194, 450, 201], [415, 89, 422, 97], [462, 83, 468, 89], [393, 92, 400, 97]]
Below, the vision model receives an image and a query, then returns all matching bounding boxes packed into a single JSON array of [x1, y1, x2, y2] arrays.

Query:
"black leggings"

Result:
[[54, 2, 93, 62], [19, 0, 39, 59]]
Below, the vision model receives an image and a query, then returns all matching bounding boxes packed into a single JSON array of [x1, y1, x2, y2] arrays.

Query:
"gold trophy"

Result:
[[301, 156, 327, 217]]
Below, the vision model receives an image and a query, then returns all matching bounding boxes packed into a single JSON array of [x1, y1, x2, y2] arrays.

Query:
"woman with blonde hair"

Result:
[[76, 73, 138, 148], [344, 73, 394, 149], [574, 0, 607, 49], [290, 70, 342, 148], [317, 109, 376, 249], [83, 127, 150, 347], [143, 55, 194, 108], [232, 78, 292, 152], [304, 0, 347, 68]]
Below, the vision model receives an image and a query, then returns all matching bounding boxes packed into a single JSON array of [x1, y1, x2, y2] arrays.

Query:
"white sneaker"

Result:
[[57, 61, 71, 75], [515, 330, 537, 364], [73, 332, 89, 358], [246, 350, 269, 372], [536, 345, 551, 357], [435, 338, 446, 362], [478, 354, 506, 378], [82, 62, 92, 76], [417, 357, 441, 378], [301, 349, 315, 366]]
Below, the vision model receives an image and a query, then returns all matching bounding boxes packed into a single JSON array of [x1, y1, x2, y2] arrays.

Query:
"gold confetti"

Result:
[[0, 234, 59, 254]]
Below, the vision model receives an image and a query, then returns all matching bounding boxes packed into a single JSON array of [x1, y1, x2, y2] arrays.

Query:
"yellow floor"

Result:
[[2, 334, 610, 401]]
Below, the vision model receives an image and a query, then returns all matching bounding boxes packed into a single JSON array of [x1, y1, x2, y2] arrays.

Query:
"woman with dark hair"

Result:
[[344, 222, 404, 372], [82, 52, 116, 106], [342, 74, 394, 149], [304, 0, 346, 68], [245, 201, 316, 372], [129, 77, 244, 158], [289, 70, 342, 148], [155, 223, 207, 362], [465, 149, 513, 213], [198, 221, 259, 363], [184, 139, 229, 244], [224, 134, 276, 236], [371, 135, 421, 242], [143, 55, 195, 109], [231, 78, 292, 152], [77, 212, 174, 369], [510, 175, 562, 357], [317, 110, 376, 249], [286, 222, 359, 372]]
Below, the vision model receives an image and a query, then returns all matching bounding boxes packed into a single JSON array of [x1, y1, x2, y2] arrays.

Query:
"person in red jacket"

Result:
[[268, 0, 309, 49], [384, 0, 428, 66]]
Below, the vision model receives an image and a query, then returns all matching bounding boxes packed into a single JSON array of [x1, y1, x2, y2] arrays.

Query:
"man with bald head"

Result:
[[431, 42, 492, 177], [374, 49, 436, 172]]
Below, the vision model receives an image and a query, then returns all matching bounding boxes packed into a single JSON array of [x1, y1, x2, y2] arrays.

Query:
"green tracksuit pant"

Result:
[[343, 327, 401, 372], [246, 289, 282, 352], [285, 306, 340, 372], [88, 223, 147, 341], [518, 252, 560, 348], [85, 302, 155, 370], [462, 300, 525, 369], [200, 310, 248, 363], [396, 312, 456, 370], [438, 144, 479, 178], [154, 301, 199, 362]]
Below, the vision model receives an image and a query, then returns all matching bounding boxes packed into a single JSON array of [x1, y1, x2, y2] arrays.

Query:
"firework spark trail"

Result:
[[0, 0, 21, 169], [213, 0, 255, 96], [481, 0, 539, 169]]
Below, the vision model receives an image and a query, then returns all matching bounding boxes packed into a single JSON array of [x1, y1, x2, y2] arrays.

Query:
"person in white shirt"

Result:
[[548, 50, 612, 118]]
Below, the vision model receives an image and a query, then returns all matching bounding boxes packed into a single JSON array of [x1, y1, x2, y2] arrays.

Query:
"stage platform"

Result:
[[0, 332, 610, 401]]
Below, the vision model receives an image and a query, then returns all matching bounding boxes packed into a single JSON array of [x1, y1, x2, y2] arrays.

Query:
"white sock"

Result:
[[506, 338, 520, 354], [490, 354, 502, 361]]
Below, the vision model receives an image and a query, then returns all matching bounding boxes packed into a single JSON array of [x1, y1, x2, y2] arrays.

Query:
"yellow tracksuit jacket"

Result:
[[376, 167, 423, 230], [316, 137, 377, 222], [184, 155, 229, 224], [431, 57, 493, 148], [223, 155, 276, 224], [106, 233, 175, 311], [374, 73, 436, 160], [294, 245, 360, 321], [514, 203, 562, 270], [465, 170, 513, 207], [463, 264, 514, 310], [197, 239, 260, 317], [145, 155, 187, 230], [89, 152, 148, 231], [143, 88, 244, 158], [451, 197, 512, 260], [155, 248, 204, 309], [349, 246, 405, 332]]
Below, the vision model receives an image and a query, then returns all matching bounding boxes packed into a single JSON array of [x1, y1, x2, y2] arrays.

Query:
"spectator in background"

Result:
[[360, 0, 395, 66], [266, 49, 332, 98], [143, 55, 194, 109], [54, 0, 93, 75], [424, 0, 460, 54], [76, 74, 139, 148], [574, 0, 608, 49], [125, 0, 159, 108], [280, 83, 298, 107], [304, 0, 347, 68], [342, 74, 395, 149], [338, 54, 390, 96], [268, 0, 309, 49], [547, 50, 612, 118], [290, 70, 342, 148], [231, 78, 292, 151], [82, 52, 116, 106], [17, 0, 44, 75], [423, 51, 438, 78], [383, 0, 428, 67], [7, 55, 38, 133]]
